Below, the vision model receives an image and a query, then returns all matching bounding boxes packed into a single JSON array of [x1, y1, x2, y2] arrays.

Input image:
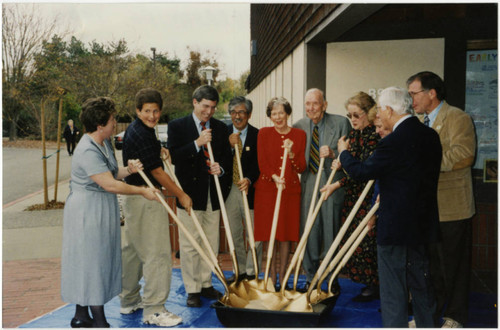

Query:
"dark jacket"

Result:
[[340, 116, 442, 246], [63, 125, 80, 142], [227, 123, 260, 209], [167, 115, 232, 211]]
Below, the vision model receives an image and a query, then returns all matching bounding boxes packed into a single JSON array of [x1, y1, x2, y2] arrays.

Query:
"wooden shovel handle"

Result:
[[206, 142, 240, 277], [137, 170, 228, 290], [325, 202, 379, 294], [284, 164, 338, 293], [160, 156, 224, 278], [234, 143, 260, 277], [307, 179, 375, 295], [263, 143, 289, 290]]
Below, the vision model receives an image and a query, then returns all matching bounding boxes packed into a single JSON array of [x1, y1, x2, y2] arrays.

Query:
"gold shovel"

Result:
[[206, 142, 247, 299], [160, 155, 225, 281], [310, 202, 380, 304], [291, 157, 325, 291], [242, 141, 290, 311], [307, 180, 375, 298], [136, 170, 248, 307], [233, 143, 266, 293], [324, 203, 379, 300], [281, 162, 335, 298]]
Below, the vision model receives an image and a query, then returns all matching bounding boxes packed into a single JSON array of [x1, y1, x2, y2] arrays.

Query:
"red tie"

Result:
[[200, 122, 211, 172]]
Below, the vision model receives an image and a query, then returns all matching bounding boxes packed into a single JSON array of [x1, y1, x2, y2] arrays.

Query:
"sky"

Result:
[[7, 1, 251, 80]]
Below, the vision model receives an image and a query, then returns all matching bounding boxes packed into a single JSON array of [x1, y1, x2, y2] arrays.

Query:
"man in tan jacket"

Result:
[[407, 71, 476, 328]]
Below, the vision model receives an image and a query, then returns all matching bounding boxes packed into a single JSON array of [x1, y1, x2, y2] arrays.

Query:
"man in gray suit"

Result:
[[293, 88, 352, 291]]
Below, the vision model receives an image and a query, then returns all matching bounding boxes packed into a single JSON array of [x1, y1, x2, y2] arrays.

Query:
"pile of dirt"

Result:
[[25, 200, 65, 211]]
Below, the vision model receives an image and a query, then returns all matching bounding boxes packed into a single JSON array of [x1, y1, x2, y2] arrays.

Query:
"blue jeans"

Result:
[[378, 244, 437, 327]]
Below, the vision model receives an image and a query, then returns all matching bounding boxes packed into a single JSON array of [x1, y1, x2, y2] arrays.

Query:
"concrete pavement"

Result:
[[2, 179, 70, 327], [3, 179, 69, 261]]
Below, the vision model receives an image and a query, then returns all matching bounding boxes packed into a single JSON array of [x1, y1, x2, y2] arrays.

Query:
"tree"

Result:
[[2, 3, 67, 140]]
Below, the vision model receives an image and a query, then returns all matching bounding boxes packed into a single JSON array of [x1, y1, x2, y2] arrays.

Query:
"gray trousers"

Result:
[[378, 244, 436, 327], [225, 183, 263, 276], [300, 170, 344, 283]]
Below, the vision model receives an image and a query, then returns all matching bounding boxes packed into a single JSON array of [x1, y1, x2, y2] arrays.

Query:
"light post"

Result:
[[150, 47, 156, 80], [198, 65, 217, 86]]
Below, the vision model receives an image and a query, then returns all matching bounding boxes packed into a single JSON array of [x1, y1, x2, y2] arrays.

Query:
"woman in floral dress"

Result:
[[321, 91, 380, 302]]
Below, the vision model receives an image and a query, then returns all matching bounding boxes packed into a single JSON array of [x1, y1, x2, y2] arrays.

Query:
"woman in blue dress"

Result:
[[61, 97, 160, 328]]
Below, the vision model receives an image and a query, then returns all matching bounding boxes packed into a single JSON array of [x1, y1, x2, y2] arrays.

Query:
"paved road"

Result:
[[2, 147, 73, 205], [2, 147, 124, 205]]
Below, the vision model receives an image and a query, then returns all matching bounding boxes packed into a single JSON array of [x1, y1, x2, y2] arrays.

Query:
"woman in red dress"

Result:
[[254, 97, 306, 289]]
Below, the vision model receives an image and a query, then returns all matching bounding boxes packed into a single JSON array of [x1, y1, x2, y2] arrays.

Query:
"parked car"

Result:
[[156, 124, 168, 148], [113, 124, 168, 150], [114, 130, 125, 150]]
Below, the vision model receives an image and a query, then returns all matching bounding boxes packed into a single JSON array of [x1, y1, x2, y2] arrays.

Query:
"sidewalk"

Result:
[[2, 180, 234, 328], [2, 180, 69, 327]]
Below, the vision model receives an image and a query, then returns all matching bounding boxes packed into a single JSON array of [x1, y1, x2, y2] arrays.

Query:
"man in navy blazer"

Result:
[[167, 85, 232, 308], [224, 96, 262, 283], [329, 87, 442, 327]]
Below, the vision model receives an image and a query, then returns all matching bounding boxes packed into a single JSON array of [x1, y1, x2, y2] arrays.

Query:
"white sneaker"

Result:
[[442, 318, 463, 328], [120, 301, 144, 314], [143, 311, 183, 327]]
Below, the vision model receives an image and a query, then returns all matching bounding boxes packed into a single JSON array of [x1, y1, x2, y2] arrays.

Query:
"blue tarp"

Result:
[[21, 269, 497, 328]]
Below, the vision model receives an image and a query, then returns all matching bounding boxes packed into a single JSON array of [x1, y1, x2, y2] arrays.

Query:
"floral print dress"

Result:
[[338, 124, 380, 286]]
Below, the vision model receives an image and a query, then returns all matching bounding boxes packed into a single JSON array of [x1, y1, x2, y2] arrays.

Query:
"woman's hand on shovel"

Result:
[[272, 174, 285, 190], [320, 181, 341, 200], [331, 158, 342, 171], [141, 187, 162, 202]]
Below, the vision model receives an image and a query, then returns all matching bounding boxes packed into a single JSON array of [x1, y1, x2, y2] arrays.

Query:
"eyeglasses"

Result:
[[229, 110, 247, 116], [409, 90, 427, 97], [347, 112, 366, 119]]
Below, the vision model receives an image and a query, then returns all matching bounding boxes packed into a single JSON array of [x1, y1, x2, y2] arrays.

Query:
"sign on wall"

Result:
[[465, 49, 498, 170]]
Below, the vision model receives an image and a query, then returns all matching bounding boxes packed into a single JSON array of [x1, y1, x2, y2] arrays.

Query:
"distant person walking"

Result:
[[63, 119, 80, 156]]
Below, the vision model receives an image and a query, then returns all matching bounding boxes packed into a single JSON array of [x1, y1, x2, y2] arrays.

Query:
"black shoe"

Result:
[[246, 274, 256, 281], [200, 286, 222, 300], [274, 284, 281, 292], [70, 318, 93, 328], [226, 273, 246, 284], [330, 280, 341, 295], [92, 321, 110, 328], [187, 293, 202, 307], [296, 281, 310, 293]]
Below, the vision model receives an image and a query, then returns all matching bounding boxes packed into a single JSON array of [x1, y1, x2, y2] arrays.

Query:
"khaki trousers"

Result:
[[177, 192, 220, 293], [225, 183, 262, 275], [119, 194, 172, 317]]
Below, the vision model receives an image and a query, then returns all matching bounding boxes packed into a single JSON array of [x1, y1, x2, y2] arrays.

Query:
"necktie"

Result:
[[200, 122, 211, 172], [233, 134, 243, 184], [309, 125, 320, 174], [424, 115, 430, 127]]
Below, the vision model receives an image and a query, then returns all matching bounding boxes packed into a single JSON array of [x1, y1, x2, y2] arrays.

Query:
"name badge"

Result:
[[246, 146, 251, 151]]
